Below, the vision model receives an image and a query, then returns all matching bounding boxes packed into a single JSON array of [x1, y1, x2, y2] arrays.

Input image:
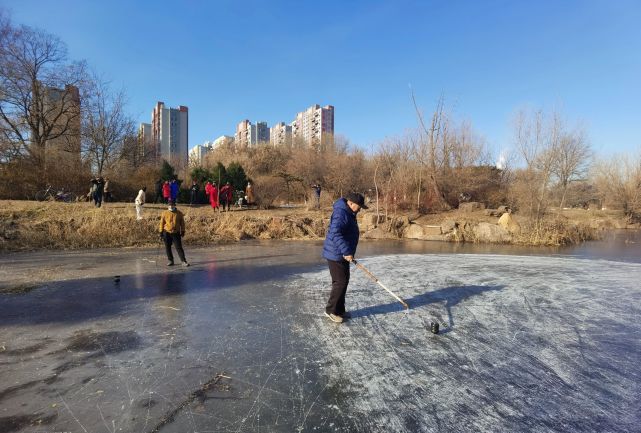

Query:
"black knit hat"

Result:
[[345, 192, 368, 209]]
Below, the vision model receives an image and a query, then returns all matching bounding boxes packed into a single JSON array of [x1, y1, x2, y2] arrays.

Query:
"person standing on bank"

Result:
[[312, 183, 322, 209], [322, 192, 368, 323], [170, 178, 179, 203], [158, 200, 190, 267], [135, 186, 146, 220], [94, 177, 105, 207], [103, 177, 112, 202], [154, 179, 163, 203], [162, 180, 170, 204], [189, 180, 199, 206]]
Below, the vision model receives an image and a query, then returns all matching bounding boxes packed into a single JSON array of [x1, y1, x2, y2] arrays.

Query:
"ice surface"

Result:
[[289, 254, 641, 432], [0, 247, 640, 432]]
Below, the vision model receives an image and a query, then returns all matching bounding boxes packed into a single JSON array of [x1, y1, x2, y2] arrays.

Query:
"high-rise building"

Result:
[[42, 85, 81, 170], [235, 119, 251, 149], [235, 120, 269, 148], [150, 102, 188, 166], [188, 135, 234, 166], [137, 122, 153, 159], [270, 122, 293, 147], [189, 143, 212, 166], [291, 104, 334, 150], [213, 135, 234, 149], [249, 121, 270, 145]]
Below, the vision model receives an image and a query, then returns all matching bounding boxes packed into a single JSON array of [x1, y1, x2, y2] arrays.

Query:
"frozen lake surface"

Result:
[[0, 238, 640, 432]]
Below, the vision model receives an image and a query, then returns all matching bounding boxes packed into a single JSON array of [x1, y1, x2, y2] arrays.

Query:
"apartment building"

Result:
[[189, 143, 212, 166], [235, 120, 269, 148], [137, 122, 153, 160], [213, 135, 234, 148], [250, 121, 269, 145], [270, 122, 293, 147], [150, 101, 189, 166], [235, 119, 251, 149], [42, 85, 81, 170], [291, 104, 334, 150]]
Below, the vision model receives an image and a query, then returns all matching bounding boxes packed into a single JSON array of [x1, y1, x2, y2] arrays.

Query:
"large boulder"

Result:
[[362, 226, 399, 240], [361, 213, 386, 229], [473, 222, 511, 243], [404, 223, 426, 239], [498, 212, 521, 234], [441, 219, 458, 233], [404, 223, 444, 240]]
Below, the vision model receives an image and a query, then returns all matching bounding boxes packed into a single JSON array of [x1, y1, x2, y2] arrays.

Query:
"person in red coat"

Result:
[[162, 181, 171, 204], [204, 181, 212, 201], [209, 182, 219, 210]]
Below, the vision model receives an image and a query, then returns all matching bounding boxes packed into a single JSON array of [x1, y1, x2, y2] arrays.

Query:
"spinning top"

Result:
[[430, 321, 439, 334]]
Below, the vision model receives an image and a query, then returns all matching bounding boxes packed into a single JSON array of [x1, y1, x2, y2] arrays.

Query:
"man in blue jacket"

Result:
[[322, 192, 368, 323]]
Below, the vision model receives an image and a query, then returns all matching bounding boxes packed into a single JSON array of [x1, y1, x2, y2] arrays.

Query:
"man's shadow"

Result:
[[349, 284, 505, 331]]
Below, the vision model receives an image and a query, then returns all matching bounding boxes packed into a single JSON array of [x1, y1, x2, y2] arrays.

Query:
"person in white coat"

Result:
[[135, 187, 146, 220]]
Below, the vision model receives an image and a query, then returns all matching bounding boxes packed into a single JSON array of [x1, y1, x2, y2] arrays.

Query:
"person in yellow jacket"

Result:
[[158, 200, 190, 267]]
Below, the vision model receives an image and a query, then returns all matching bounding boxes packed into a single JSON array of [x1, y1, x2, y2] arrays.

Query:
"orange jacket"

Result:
[[158, 209, 185, 234]]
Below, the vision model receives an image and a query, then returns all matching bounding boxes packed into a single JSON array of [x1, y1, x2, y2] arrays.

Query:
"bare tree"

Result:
[[551, 127, 592, 210], [82, 75, 136, 175], [592, 152, 641, 218], [410, 89, 446, 210], [0, 16, 87, 185], [512, 108, 560, 220]]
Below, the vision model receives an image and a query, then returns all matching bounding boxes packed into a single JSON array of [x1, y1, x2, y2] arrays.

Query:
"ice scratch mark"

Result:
[[56, 390, 89, 433], [146, 372, 227, 433], [236, 364, 279, 433], [297, 382, 329, 432]]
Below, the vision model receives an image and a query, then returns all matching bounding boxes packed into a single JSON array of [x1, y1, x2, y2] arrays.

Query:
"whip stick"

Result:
[[352, 259, 409, 309]]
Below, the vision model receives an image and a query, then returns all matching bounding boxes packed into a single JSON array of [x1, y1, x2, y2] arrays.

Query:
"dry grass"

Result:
[[0, 200, 329, 251], [512, 219, 599, 246], [0, 201, 630, 251]]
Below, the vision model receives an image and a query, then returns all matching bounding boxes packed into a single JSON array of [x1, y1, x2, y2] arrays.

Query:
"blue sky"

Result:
[[3, 0, 640, 158]]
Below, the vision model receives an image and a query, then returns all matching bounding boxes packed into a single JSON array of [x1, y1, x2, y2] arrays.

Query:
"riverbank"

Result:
[[0, 200, 633, 251]]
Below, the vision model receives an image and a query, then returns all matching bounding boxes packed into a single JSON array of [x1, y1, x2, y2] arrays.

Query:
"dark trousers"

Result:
[[326, 259, 350, 315], [163, 232, 186, 263], [155, 191, 163, 203]]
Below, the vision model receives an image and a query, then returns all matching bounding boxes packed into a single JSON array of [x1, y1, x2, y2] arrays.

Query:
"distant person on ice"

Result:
[[159, 200, 189, 267], [322, 192, 368, 323], [135, 186, 146, 220]]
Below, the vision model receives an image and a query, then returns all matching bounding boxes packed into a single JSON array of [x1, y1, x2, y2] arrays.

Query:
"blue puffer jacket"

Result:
[[322, 198, 360, 261]]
